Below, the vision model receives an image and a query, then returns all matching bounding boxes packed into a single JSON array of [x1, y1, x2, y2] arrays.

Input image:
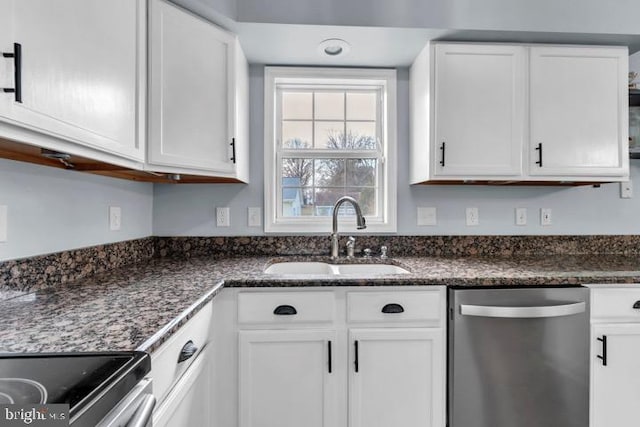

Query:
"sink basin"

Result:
[[264, 262, 410, 276]]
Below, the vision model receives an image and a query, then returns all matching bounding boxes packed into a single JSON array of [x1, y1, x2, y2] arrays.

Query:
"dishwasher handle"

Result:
[[127, 394, 156, 427], [459, 302, 586, 318]]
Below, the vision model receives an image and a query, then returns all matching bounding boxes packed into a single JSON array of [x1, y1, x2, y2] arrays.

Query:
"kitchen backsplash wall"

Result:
[[153, 65, 640, 237], [0, 158, 154, 262]]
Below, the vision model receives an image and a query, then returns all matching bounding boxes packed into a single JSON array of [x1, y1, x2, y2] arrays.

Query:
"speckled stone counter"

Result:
[[3, 253, 640, 354]]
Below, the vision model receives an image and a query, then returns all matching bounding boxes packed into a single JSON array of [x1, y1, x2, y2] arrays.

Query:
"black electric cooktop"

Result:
[[0, 352, 150, 426]]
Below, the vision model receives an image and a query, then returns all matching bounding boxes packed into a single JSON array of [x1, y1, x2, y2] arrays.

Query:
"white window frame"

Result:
[[264, 67, 397, 233]]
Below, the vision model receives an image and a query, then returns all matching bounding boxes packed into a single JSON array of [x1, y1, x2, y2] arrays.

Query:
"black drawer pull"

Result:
[[2, 43, 21, 103], [633, 301, 640, 309], [230, 138, 236, 163], [177, 340, 198, 363], [535, 143, 543, 167], [354, 340, 359, 373], [273, 304, 297, 315], [381, 303, 404, 314], [597, 335, 607, 367], [439, 142, 446, 167]]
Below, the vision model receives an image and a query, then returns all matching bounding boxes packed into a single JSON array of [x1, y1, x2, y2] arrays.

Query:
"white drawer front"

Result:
[[347, 291, 442, 325], [591, 288, 640, 322], [237, 291, 335, 325], [151, 302, 213, 404]]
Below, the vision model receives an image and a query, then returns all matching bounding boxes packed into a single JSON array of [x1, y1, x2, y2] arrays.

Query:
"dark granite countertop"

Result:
[[3, 253, 640, 354]]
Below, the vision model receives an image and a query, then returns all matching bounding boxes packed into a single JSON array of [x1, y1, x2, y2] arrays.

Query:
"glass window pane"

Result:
[[282, 158, 313, 187], [346, 122, 377, 148], [347, 92, 377, 120], [314, 121, 344, 149], [346, 159, 377, 187], [315, 159, 345, 186], [314, 188, 345, 217], [347, 187, 377, 216], [282, 92, 312, 120], [282, 121, 312, 148], [315, 92, 345, 120], [281, 187, 305, 217]]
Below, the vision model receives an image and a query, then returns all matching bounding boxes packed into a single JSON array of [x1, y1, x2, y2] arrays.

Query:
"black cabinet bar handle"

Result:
[[273, 304, 297, 315], [535, 143, 543, 167], [597, 335, 607, 366], [381, 303, 405, 314], [354, 340, 359, 373], [328, 341, 332, 373], [633, 300, 640, 309], [439, 142, 446, 167], [177, 340, 198, 363], [230, 138, 236, 163], [2, 43, 21, 103]]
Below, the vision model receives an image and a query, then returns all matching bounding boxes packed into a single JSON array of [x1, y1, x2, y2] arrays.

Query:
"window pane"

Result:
[[314, 92, 344, 120], [314, 121, 344, 149], [282, 158, 313, 187], [313, 188, 345, 216], [281, 187, 305, 217], [282, 121, 312, 148], [346, 159, 377, 186], [315, 159, 345, 186], [282, 92, 312, 120], [347, 92, 376, 120], [347, 187, 377, 216], [347, 122, 377, 147]]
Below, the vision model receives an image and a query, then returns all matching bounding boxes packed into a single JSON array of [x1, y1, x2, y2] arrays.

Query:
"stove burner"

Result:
[[0, 378, 48, 404]]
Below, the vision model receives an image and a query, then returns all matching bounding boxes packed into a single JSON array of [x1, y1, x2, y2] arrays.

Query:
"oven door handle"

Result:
[[127, 394, 156, 427], [460, 302, 586, 318]]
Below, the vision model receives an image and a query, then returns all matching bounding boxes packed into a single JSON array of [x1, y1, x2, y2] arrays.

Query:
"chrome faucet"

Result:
[[330, 196, 366, 259]]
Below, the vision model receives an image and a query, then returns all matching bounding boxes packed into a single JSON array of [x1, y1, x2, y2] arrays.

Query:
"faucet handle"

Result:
[[363, 248, 372, 259], [346, 236, 356, 258], [380, 246, 388, 259]]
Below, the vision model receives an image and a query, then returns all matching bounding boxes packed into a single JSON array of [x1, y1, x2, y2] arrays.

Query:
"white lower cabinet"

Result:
[[349, 328, 443, 427], [154, 345, 212, 427], [589, 285, 640, 427], [217, 287, 446, 427], [239, 330, 338, 427]]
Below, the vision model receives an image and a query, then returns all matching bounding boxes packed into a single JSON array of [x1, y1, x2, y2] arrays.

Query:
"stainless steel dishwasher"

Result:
[[448, 286, 589, 427]]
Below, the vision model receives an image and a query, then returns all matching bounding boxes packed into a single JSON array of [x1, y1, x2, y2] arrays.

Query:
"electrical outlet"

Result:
[[109, 206, 121, 231], [621, 181, 633, 199], [248, 207, 262, 227], [515, 208, 527, 226], [540, 208, 552, 226], [0, 205, 7, 242], [466, 207, 479, 226], [216, 207, 230, 227], [417, 207, 437, 226]]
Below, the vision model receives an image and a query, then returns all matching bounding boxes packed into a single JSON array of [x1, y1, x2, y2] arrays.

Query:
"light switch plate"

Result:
[[216, 207, 230, 227], [621, 181, 633, 199], [465, 207, 479, 226], [417, 207, 437, 226], [0, 205, 7, 242], [109, 206, 121, 231], [540, 208, 552, 226], [515, 208, 527, 226], [248, 207, 262, 227]]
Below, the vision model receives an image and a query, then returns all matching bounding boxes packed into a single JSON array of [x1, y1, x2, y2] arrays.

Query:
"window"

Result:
[[264, 67, 397, 233]]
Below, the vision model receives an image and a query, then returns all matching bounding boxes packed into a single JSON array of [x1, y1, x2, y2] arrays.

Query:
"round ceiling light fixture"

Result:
[[318, 38, 351, 58]]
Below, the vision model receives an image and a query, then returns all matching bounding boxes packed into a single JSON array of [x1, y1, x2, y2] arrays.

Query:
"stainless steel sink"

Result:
[[264, 261, 409, 276]]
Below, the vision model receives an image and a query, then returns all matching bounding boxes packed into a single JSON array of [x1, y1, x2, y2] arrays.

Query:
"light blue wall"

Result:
[[0, 159, 153, 261], [153, 65, 640, 236]]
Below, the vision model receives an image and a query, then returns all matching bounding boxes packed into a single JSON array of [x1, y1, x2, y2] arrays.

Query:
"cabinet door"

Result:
[[529, 46, 628, 177], [591, 323, 640, 427], [0, 0, 144, 161], [239, 330, 338, 427], [433, 44, 524, 177], [349, 328, 444, 427], [153, 345, 211, 427], [148, 0, 236, 174]]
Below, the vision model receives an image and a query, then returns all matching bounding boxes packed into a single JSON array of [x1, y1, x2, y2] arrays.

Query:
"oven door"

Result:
[[97, 378, 155, 427]]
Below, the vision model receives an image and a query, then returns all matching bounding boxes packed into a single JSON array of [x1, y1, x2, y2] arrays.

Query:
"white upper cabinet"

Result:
[[410, 42, 629, 183], [529, 46, 628, 177], [0, 0, 145, 163], [148, 0, 249, 182], [433, 44, 524, 177]]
